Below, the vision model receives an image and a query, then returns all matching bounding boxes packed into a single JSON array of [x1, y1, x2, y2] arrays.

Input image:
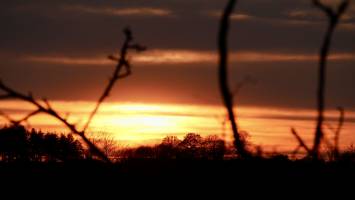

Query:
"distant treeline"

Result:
[[0, 126, 84, 162], [117, 133, 226, 161], [0, 126, 226, 162], [2, 125, 354, 163]]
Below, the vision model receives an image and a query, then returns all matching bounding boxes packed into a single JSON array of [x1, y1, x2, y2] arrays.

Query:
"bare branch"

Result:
[[292, 145, 302, 157], [332, 107, 345, 157], [0, 82, 110, 162], [291, 128, 311, 154], [0, 111, 17, 124], [0, 28, 144, 163], [128, 44, 147, 52], [218, 0, 250, 158], [232, 76, 257, 99], [0, 95, 11, 100], [337, 0, 351, 17], [322, 132, 334, 150], [0, 108, 40, 126], [82, 27, 145, 132], [0, 28, 146, 162], [312, 0, 350, 159], [18, 109, 41, 124], [313, 0, 335, 18], [42, 98, 52, 109]]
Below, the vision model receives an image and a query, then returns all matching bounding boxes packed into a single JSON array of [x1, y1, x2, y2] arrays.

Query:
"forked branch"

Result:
[[312, 0, 350, 159], [291, 128, 311, 155], [82, 28, 146, 132]]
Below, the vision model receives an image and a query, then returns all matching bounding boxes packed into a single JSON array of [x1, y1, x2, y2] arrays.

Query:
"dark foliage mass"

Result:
[[119, 134, 225, 160], [0, 126, 225, 162], [0, 126, 84, 162]]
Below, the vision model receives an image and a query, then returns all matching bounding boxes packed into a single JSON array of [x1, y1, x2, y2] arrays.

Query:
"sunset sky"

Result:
[[1, 0, 355, 151]]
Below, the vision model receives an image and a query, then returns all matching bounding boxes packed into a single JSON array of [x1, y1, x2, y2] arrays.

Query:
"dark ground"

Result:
[[1, 158, 354, 182], [1, 158, 354, 198]]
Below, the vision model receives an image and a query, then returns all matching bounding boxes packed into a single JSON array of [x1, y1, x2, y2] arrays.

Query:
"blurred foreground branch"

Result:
[[218, 0, 251, 158], [291, 0, 349, 159], [312, 0, 349, 159]]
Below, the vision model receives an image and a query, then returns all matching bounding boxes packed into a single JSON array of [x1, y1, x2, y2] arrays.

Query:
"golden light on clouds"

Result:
[[25, 50, 355, 66], [26, 56, 112, 66], [209, 8, 355, 29], [208, 11, 253, 21], [64, 5, 172, 16], [1, 100, 355, 150]]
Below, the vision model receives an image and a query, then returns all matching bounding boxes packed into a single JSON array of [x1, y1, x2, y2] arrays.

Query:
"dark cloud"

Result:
[[1, 0, 354, 110]]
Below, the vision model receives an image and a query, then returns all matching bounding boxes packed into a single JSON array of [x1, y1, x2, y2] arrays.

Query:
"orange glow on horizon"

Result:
[[1, 100, 355, 151]]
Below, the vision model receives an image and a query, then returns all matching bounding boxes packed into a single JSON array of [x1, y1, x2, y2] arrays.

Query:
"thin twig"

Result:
[[292, 145, 301, 158], [232, 76, 256, 99], [334, 107, 345, 155], [16, 109, 41, 125], [322, 133, 334, 150], [291, 128, 311, 154], [0, 110, 17, 124], [326, 107, 345, 156]]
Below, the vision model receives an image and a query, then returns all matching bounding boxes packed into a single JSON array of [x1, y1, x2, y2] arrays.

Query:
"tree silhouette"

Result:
[[0, 125, 84, 162], [177, 133, 204, 159], [161, 136, 181, 147], [0, 126, 28, 162], [202, 135, 225, 160], [90, 132, 119, 159]]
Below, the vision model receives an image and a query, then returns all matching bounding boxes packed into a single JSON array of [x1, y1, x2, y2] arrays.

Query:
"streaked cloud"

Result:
[[286, 9, 354, 21], [208, 9, 355, 30], [2, 100, 355, 150], [207, 11, 254, 21], [207, 10, 316, 25], [63, 5, 173, 17], [24, 50, 355, 66], [287, 10, 312, 18], [26, 56, 112, 66], [340, 22, 355, 30]]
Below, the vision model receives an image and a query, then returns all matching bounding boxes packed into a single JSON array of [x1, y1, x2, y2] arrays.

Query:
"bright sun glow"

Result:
[[1, 100, 355, 150]]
